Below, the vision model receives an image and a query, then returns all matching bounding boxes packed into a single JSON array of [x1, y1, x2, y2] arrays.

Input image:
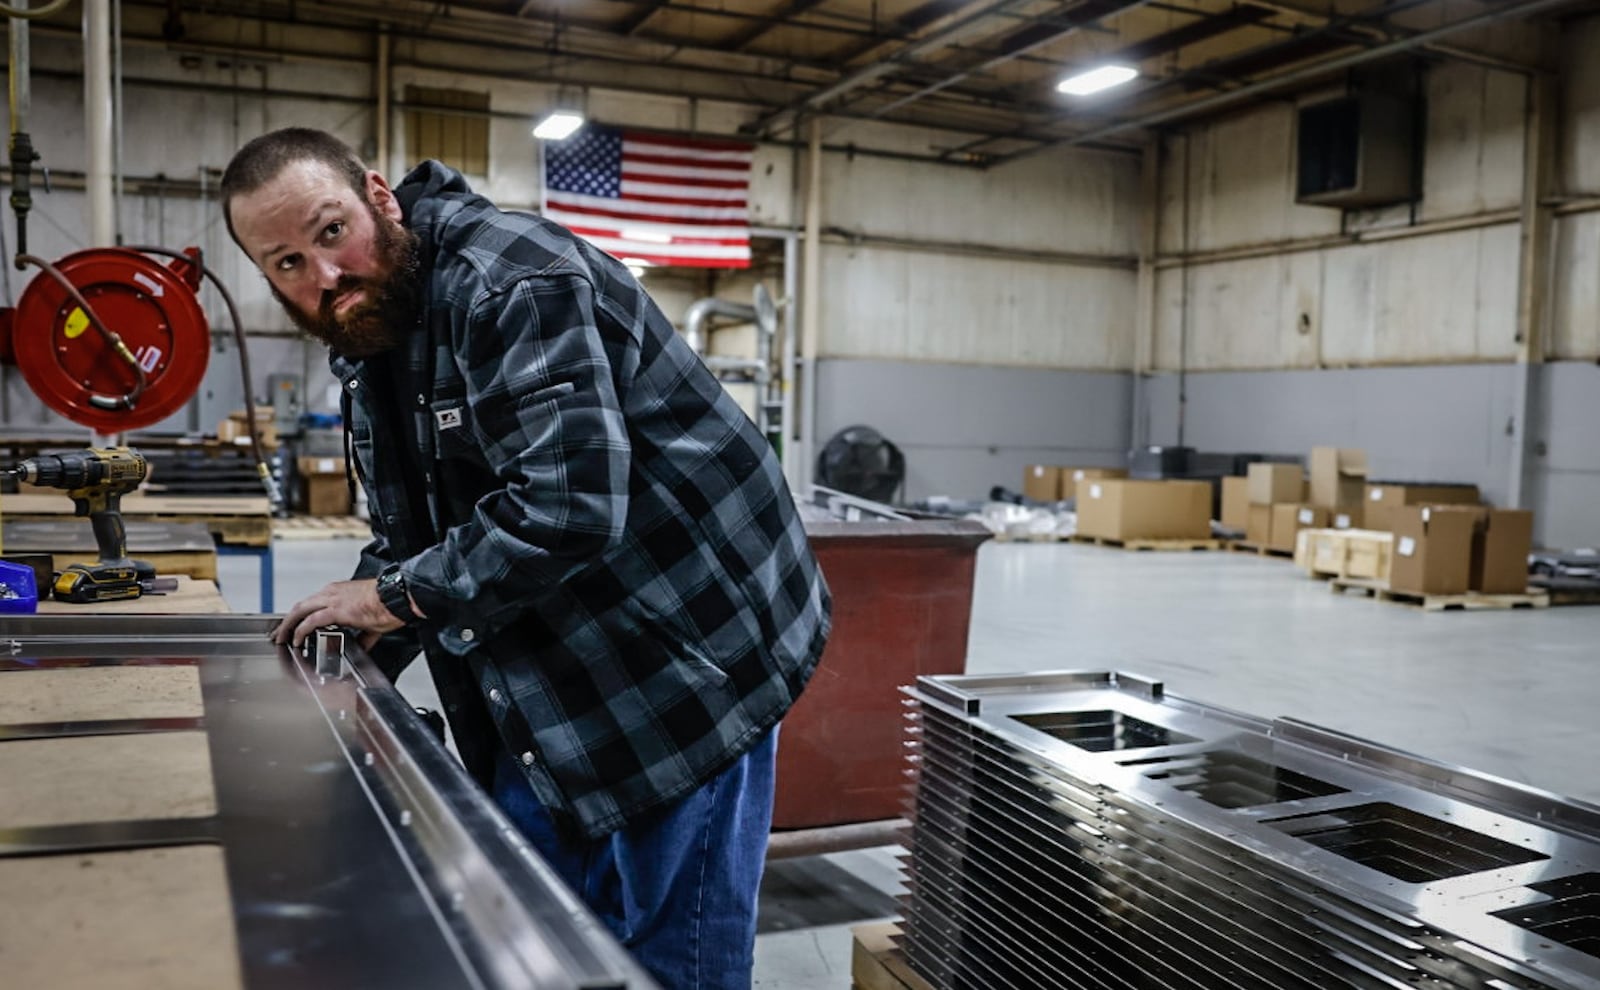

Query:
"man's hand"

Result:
[[272, 579, 403, 651]]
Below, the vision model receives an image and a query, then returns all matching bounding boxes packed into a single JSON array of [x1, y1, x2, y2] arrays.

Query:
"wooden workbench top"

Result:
[[36, 575, 230, 615]]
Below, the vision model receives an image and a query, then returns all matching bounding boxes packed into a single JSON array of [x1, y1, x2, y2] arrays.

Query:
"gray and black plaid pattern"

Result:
[[338, 162, 830, 839]]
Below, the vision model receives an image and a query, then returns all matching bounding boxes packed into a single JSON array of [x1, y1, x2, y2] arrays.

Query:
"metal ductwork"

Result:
[[683, 284, 782, 449]]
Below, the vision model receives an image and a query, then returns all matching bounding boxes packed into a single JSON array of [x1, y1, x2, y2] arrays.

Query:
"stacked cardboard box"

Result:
[[1387, 506, 1533, 596], [1244, 462, 1310, 551], [1309, 447, 1367, 529], [1022, 465, 1127, 502], [298, 456, 351, 516], [1364, 482, 1480, 533], [1220, 476, 1250, 533], [1077, 479, 1211, 541], [1299, 528, 1396, 581]]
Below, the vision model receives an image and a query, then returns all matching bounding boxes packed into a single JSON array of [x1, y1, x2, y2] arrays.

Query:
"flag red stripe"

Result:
[[544, 201, 742, 227], [603, 191, 748, 208], [563, 225, 749, 248], [622, 132, 755, 154], [623, 152, 751, 172], [620, 170, 746, 190]]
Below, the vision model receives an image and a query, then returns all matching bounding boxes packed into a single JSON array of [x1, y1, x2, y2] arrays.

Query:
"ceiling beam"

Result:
[[719, 0, 833, 51], [991, 0, 1581, 166]]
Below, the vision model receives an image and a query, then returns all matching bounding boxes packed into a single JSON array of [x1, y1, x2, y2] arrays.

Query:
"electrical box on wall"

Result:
[[1296, 82, 1418, 209]]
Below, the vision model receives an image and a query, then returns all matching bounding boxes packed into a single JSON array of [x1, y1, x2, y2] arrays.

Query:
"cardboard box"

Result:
[[1330, 505, 1363, 530], [1343, 530, 1395, 581], [1310, 447, 1368, 509], [1304, 529, 1393, 579], [1270, 503, 1328, 553], [1470, 508, 1534, 594], [1076, 479, 1212, 541], [1221, 476, 1250, 532], [1363, 482, 1480, 533], [1247, 463, 1303, 505], [1066, 467, 1128, 503], [1022, 465, 1062, 502], [1388, 506, 1478, 595], [297, 456, 350, 517], [1246, 504, 1273, 547], [218, 409, 279, 449]]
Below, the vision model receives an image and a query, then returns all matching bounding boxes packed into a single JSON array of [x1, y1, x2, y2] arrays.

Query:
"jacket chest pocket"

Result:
[[428, 396, 480, 461]]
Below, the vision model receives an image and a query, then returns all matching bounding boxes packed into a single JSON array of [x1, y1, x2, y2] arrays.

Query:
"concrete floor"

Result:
[[222, 536, 1600, 988]]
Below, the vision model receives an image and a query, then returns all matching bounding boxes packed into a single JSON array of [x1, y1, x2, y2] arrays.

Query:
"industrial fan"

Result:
[[815, 425, 905, 503]]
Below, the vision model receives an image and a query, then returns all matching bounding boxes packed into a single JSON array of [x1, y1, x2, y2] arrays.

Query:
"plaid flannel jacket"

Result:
[[334, 161, 830, 839]]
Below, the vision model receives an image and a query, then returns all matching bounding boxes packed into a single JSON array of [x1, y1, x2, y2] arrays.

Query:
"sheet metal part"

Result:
[[900, 671, 1600, 990], [0, 614, 657, 990]]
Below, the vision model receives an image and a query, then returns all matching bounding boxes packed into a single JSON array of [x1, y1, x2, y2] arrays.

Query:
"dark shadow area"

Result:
[[757, 855, 902, 934]]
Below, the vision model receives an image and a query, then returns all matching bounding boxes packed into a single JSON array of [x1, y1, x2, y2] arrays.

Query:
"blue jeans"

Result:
[[491, 729, 778, 990]]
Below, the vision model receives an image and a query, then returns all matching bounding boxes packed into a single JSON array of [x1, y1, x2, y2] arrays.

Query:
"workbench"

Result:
[[35, 575, 229, 615], [2, 519, 219, 581], [3, 493, 274, 611]]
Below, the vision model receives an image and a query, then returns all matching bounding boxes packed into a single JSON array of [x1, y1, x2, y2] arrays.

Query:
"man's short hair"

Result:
[[220, 128, 369, 245]]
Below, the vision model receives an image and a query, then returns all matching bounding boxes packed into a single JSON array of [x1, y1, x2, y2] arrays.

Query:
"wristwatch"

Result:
[[376, 564, 421, 625]]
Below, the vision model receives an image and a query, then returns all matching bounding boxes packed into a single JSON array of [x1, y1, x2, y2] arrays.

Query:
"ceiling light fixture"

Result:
[[532, 110, 585, 140], [1057, 64, 1138, 97]]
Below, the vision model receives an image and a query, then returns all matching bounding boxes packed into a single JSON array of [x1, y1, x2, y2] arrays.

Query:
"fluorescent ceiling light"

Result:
[[621, 228, 672, 244], [1057, 65, 1138, 97], [532, 111, 585, 140]]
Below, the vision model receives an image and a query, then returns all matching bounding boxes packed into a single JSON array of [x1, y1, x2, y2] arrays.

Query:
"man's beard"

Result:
[[275, 208, 420, 359]]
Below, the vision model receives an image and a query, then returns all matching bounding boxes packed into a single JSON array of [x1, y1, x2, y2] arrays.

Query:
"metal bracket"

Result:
[[313, 627, 347, 679]]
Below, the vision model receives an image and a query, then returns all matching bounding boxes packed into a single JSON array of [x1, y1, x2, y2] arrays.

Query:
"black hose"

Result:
[[16, 251, 148, 409], [125, 244, 285, 513]]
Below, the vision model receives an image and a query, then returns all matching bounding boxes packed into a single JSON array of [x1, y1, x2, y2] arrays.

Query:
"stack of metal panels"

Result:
[[901, 672, 1600, 990]]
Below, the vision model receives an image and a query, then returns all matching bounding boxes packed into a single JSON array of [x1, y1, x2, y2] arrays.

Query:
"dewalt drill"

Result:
[[6, 448, 155, 603]]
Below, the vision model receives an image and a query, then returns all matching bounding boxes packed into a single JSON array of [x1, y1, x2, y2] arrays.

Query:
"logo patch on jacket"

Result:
[[435, 407, 464, 430]]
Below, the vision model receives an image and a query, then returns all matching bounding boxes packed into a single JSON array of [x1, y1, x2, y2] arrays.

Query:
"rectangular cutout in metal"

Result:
[[1264, 802, 1549, 883], [1492, 873, 1600, 959], [1010, 710, 1197, 753], [1145, 750, 1348, 809]]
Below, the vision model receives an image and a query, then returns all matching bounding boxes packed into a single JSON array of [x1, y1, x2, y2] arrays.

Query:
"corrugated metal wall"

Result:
[[1154, 62, 1533, 371]]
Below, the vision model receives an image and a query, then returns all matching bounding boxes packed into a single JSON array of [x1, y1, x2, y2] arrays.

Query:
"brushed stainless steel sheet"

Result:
[[0, 614, 655, 990], [900, 672, 1600, 990]]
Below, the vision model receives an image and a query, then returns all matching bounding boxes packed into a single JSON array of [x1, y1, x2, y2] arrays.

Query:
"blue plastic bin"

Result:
[[0, 559, 40, 614]]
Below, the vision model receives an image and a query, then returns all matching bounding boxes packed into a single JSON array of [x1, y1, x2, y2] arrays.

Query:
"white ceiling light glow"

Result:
[[1056, 65, 1138, 96], [532, 111, 585, 140]]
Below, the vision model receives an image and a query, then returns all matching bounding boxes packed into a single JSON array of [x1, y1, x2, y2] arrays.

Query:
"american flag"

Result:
[[540, 125, 753, 269]]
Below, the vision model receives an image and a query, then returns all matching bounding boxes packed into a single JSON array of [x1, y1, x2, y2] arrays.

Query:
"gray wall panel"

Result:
[[1139, 363, 1599, 548], [816, 358, 1131, 501]]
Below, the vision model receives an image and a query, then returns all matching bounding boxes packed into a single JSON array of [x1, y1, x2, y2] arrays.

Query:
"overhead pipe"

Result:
[[993, 0, 1583, 166], [83, 0, 114, 246], [748, 0, 1043, 138], [683, 296, 758, 356]]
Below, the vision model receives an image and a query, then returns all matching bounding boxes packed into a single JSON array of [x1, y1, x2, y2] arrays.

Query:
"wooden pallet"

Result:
[[852, 923, 933, 990], [1331, 578, 1550, 612], [273, 515, 372, 541], [2, 493, 273, 548], [1070, 535, 1224, 552], [1228, 541, 1294, 559], [991, 531, 1065, 543]]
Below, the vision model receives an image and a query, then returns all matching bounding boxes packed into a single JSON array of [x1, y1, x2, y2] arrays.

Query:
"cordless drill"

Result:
[[7, 448, 154, 603]]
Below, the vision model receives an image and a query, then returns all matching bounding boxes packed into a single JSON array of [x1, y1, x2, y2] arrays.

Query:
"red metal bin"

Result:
[[773, 517, 990, 830]]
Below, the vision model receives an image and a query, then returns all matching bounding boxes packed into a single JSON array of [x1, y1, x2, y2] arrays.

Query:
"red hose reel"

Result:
[[0, 247, 210, 433]]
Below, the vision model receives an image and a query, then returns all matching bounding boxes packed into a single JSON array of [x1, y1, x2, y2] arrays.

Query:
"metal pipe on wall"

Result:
[[1130, 136, 1160, 449], [82, 0, 114, 246], [781, 232, 798, 487], [799, 116, 822, 491], [111, 0, 122, 242], [1508, 70, 1556, 510], [375, 25, 390, 171]]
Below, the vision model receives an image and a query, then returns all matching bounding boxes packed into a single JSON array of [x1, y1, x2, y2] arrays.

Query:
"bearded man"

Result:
[[221, 128, 830, 990]]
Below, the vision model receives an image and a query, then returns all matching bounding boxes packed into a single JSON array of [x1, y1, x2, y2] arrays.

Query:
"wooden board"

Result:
[[38, 576, 230, 615], [0, 666, 203, 724], [273, 514, 373, 541], [0, 846, 244, 990], [852, 923, 934, 990], [1331, 577, 1551, 612], [2, 520, 219, 581], [3, 493, 272, 547], [1228, 541, 1294, 558], [1072, 535, 1224, 552], [0, 731, 216, 829]]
